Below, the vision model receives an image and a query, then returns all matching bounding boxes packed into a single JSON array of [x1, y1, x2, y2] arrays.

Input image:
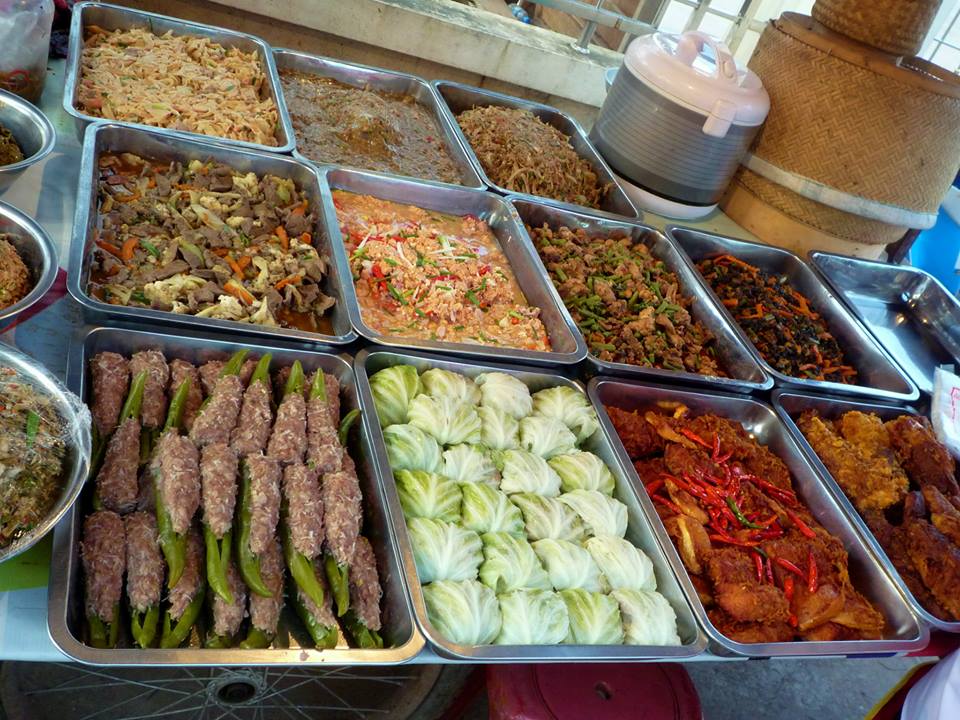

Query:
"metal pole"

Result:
[[572, 0, 605, 54]]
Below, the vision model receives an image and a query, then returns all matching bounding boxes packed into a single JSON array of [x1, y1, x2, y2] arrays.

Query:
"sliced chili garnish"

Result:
[[765, 556, 774, 585], [708, 534, 761, 548], [786, 509, 817, 539], [644, 478, 664, 495], [652, 495, 682, 514], [774, 557, 805, 578], [807, 548, 819, 594], [752, 551, 764, 583], [680, 428, 713, 450]]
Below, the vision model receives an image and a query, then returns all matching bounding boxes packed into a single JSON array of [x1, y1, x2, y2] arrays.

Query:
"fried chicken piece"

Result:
[[886, 416, 959, 497], [860, 509, 950, 620], [663, 476, 709, 524], [664, 513, 711, 575], [922, 485, 960, 547], [800, 411, 908, 511], [633, 457, 666, 486], [707, 608, 794, 644], [904, 516, 960, 620], [690, 574, 714, 607], [706, 548, 790, 624], [683, 415, 756, 462], [605, 406, 665, 459], [831, 587, 885, 639], [738, 445, 793, 493]]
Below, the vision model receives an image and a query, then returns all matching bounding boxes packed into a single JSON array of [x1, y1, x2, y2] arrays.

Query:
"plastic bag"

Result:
[[931, 365, 960, 461], [0, 0, 54, 103]]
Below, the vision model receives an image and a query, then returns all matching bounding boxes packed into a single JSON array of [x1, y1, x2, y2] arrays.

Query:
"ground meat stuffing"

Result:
[[529, 223, 723, 375], [321, 466, 362, 566], [283, 463, 324, 559], [167, 529, 204, 621], [89, 352, 129, 438], [81, 510, 126, 622], [168, 359, 203, 433], [266, 392, 307, 465], [129, 350, 169, 430], [245, 454, 281, 556], [96, 417, 141, 514], [200, 442, 239, 539], [124, 511, 163, 612], [231, 381, 273, 456], [248, 537, 283, 634], [190, 374, 243, 448], [349, 536, 382, 632], [212, 557, 247, 637], [155, 432, 200, 535]]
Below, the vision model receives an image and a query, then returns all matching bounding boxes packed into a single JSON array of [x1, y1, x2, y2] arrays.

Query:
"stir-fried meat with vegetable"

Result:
[[0, 125, 24, 166], [0, 237, 31, 310], [280, 70, 461, 184], [801, 410, 960, 622], [78, 27, 281, 146], [334, 191, 550, 350], [697, 255, 857, 384], [456, 105, 609, 209], [87, 152, 335, 332], [0, 366, 67, 547], [530, 223, 723, 375], [608, 404, 885, 643]]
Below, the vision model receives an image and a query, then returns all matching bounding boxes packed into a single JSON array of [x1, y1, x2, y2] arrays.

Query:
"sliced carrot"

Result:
[[115, 191, 141, 203], [120, 237, 139, 262], [97, 240, 124, 259], [275, 226, 289, 251], [300, 232, 312, 245], [236, 256, 251, 270], [275, 274, 302, 291], [289, 200, 308, 217], [226, 255, 244, 278], [224, 280, 255, 305], [211, 248, 230, 257], [146, 178, 156, 189]]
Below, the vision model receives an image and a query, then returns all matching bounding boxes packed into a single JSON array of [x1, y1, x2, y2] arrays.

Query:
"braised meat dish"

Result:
[[800, 411, 960, 621], [608, 405, 886, 643]]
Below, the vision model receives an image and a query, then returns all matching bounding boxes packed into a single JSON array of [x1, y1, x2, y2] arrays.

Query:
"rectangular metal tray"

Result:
[[49, 325, 424, 665], [433, 80, 639, 220], [667, 227, 919, 403], [811, 252, 960, 395], [589, 377, 928, 657], [354, 347, 707, 662], [318, 167, 588, 366], [772, 389, 960, 634], [274, 49, 484, 190], [67, 122, 357, 347], [508, 198, 772, 394], [63, 2, 296, 154]]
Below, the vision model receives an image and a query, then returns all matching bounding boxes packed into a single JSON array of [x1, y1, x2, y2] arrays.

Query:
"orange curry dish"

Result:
[[606, 403, 886, 644], [333, 190, 551, 351]]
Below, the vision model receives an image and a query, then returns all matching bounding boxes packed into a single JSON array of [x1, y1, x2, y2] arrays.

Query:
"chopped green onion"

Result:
[[25, 411, 40, 447]]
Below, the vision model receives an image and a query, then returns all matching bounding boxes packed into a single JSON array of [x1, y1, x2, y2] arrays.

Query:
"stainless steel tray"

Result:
[[318, 167, 588, 366], [590, 377, 928, 657], [63, 2, 295, 154], [433, 80, 639, 220], [274, 49, 484, 190], [49, 325, 424, 665], [354, 347, 707, 662], [66, 122, 357, 346], [811, 252, 960, 395], [667, 227, 919, 403], [772, 389, 960, 634], [508, 198, 772, 394]]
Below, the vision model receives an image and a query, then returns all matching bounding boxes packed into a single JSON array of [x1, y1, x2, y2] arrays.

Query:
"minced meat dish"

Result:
[[87, 152, 335, 333], [0, 364, 67, 547], [0, 237, 31, 310], [455, 105, 610, 209], [0, 125, 24, 166], [530, 223, 723, 375], [280, 70, 461, 185], [334, 190, 551, 350]]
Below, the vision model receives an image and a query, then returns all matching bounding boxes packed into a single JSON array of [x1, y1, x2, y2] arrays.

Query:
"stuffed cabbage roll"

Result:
[[584, 535, 656, 592], [559, 490, 628, 538], [420, 368, 481, 405], [369, 365, 421, 427], [500, 449, 562, 497], [479, 532, 551, 593], [519, 416, 577, 459], [461, 483, 525, 537], [510, 493, 586, 543], [612, 589, 681, 646], [475, 372, 532, 419], [532, 538, 605, 592], [441, 444, 499, 487], [531, 386, 599, 443], [384, 424, 442, 473], [408, 394, 481, 446], [495, 589, 569, 645], [548, 451, 616, 496], [559, 589, 624, 645], [423, 579, 501, 645], [396, 469, 462, 522], [479, 407, 520, 451], [408, 518, 482, 583]]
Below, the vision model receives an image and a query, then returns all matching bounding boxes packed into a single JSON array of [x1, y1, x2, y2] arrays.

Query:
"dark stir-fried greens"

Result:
[[456, 106, 610, 209], [530, 223, 723, 375], [87, 153, 335, 333], [697, 255, 857, 384]]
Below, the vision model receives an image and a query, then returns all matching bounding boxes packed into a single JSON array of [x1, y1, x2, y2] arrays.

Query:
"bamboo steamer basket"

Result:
[[722, 13, 960, 258], [812, 0, 943, 56]]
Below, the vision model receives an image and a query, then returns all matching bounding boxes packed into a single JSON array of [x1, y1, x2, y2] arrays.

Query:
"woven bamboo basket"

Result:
[[721, 13, 960, 256], [812, 0, 943, 56]]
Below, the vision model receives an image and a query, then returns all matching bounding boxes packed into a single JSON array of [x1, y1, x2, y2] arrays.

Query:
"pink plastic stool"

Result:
[[486, 663, 702, 720]]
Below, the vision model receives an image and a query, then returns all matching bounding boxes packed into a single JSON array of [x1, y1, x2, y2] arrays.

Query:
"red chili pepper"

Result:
[[708, 534, 761, 548], [479, 264, 491, 275], [371, 264, 385, 279], [807, 549, 819, 594], [752, 552, 764, 583], [784, 575, 795, 602], [714, 449, 733, 464], [764, 556, 774, 584], [644, 479, 664, 495], [786, 510, 817, 539], [712, 432, 721, 460], [333, 199, 343, 210], [652, 495, 682, 514], [754, 526, 785, 540], [788, 613, 799, 628], [774, 557, 805, 578], [680, 428, 713, 450], [745, 476, 799, 507]]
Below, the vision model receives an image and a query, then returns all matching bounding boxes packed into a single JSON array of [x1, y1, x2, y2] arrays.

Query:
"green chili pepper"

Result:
[[88, 604, 120, 649], [281, 500, 325, 608], [324, 553, 350, 618], [204, 634, 233, 649], [309, 368, 327, 402], [338, 409, 360, 447], [291, 584, 339, 649], [284, 360, 304, 398], [204, 525, 234, 603], [130, 290, 149, 304], [164, 378, 192, 433], [249, 353, 272, 387], [236, 462, 274, 598], [139, 239, 162, 258], [25, 410, 40, 447], [154, 378, 193, 588], [726, 497, 763, 530], [344, 611, 384, 649], [220, 349, 249, 378], [160, 583, 206, 649], [239, 626, 273, 650], [131, 605, 160, 649]]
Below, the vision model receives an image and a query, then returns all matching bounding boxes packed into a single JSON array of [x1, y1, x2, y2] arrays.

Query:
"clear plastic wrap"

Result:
[[0, 340, 91, 561], [0, 0, 53, 103]]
